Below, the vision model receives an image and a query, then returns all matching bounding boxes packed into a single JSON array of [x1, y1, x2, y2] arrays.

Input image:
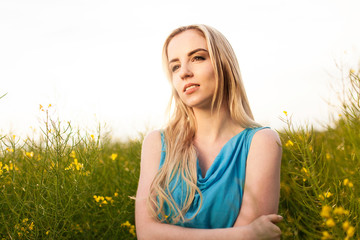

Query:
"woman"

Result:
[[135, 24, 282, 239]]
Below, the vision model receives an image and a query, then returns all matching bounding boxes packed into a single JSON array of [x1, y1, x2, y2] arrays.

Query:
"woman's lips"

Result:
[[183, 83, 200, 92], [184, 84, 200, 94]]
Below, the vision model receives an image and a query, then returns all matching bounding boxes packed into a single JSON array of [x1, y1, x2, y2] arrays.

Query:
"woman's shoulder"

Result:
[[248, 127, 282, 162], [142, 130, 162, 152], [139, 130, 163, 182], [251, 127, 281, 147]]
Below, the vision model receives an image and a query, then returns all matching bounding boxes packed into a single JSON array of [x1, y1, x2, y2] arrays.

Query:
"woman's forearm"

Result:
[[136, 220, 248, 240]]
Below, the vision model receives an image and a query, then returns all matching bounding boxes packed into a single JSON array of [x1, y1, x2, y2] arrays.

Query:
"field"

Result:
[[0, 69, 359, 239]]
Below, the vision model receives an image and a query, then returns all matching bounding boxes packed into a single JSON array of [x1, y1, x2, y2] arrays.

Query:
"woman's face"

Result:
[[167, 29, 216, 110]]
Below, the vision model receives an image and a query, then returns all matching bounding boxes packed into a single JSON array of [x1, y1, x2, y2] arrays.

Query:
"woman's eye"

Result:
[[192, 56, 205, 62], [171, 65, 180, 72]]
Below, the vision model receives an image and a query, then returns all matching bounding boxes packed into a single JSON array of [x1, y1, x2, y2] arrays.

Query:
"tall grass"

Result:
[[0, 107, 140, 239], [0, 69, 359, 239], [278, 68, 360, 239]]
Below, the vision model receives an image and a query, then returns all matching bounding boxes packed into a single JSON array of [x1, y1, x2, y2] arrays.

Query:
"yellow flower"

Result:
[[25, 152, 34, 158], [333, 206, 345, 215], [325, 218, 335, 227], [6, 148, 14, 153], [343, 179, 354, 188], [350, 69, 355, 74], [129, 226, 136, 237], [46, 230, 50, 235], [70, 150, 76, 158], [283, 111, 288, 116], [325, 153, 331, 160], [114, 192, 118, 197], [28, 222, 34, 231], [91, 134, 94, 139], [285, 140, 294, 147], [318, 192, 333, 201], [3, 164, 9, 172], [342, 221, 350, 231], [324, 192, 333, 198], [346, 226, 355, 237], [111, 153, 118, 161], [121, 221, 131, 227], [22, 218, 29, 223], [320, 205, 332, 218], [321, 231, 331, 240], [48, 104, 52, 108]]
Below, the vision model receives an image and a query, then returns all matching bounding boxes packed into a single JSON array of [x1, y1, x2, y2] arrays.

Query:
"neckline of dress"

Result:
[[197, 128, 250, 179]]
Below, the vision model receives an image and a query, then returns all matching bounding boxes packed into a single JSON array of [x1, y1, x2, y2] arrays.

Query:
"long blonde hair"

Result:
[[148, 24, 260, 223]]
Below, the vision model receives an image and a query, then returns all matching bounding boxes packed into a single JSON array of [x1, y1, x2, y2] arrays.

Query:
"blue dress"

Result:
[[159, 127, 269, 229]]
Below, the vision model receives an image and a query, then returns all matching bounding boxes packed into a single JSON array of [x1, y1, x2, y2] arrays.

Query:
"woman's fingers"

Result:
[[267, 214, 283, 224]]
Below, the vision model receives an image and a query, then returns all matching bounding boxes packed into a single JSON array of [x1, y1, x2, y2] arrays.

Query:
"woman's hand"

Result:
[[242, 214, 282, 240]]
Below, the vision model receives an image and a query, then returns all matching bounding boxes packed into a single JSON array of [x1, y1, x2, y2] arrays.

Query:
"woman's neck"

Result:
[[193, 105, 243, 144]]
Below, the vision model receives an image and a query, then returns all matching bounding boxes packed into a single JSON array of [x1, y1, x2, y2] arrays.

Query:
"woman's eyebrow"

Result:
[[168, 48, 208, 65]]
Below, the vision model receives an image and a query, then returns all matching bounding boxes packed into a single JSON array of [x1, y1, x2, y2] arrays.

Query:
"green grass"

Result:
[[0, 69, 359, 239]]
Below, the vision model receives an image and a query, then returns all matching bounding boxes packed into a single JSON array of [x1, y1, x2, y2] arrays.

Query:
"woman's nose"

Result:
[[179, 64, 194, 80]]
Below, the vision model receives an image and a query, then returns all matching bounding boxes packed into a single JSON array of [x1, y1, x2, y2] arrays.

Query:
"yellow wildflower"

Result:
[[22, 218, 29, 223], [46, 230, 50, 235], [347, 226, 355, 237], [285, 140, 294, 147], [325, 218, 335, 227], [3, 164, 9, 172], [48, 104, 52, 108], [6, 148, 14, 152], [348, 182, 353, 188], [324, 192, 333, 198], [320, 205, 332, 218], [28, 222, 34, 231], [25, 152, 34, 158], [344, 178, 349, 186], [350, 69, 355, 74], [321, 231, 331, 240], [70, 150, 76, 158], [111, 153, 118, 161], [121, 221, 131, 227], [129, 225, 136, 237], [114, 192, 119, 197], [283, 111, 288, 116], [333, 206, 345, 215], [318, 192, 332, 201], [91, 134, 94, 139], [342, 221, 350, 231], [325, 153, 331, 160]]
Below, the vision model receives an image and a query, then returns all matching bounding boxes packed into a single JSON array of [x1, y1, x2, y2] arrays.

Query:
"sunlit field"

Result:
[[0, 69, 359, 239]]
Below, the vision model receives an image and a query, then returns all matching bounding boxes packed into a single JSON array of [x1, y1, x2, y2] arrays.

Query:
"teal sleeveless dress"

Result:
[[159, 127, 269, 229]]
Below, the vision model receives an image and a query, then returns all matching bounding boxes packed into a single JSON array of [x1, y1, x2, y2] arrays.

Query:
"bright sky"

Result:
[[1, 0, 360, 141]]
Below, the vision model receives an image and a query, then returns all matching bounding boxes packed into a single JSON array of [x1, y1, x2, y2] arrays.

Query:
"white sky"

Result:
[[1, 0, 360, 141]]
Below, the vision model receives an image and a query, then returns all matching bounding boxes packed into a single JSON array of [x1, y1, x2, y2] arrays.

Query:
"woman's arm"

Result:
[[135, 130, 282, 240], [234, 128, 282, 226]]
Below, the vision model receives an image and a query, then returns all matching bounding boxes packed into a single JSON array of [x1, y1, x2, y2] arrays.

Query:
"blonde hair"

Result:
[[148, 24, 260, 224]]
